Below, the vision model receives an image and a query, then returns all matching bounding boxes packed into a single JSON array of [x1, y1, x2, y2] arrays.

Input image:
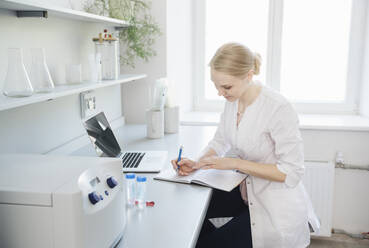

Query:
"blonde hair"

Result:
[[209, 43, 261, 78]]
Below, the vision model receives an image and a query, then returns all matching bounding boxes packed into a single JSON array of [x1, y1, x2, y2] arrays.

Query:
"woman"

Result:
[[171, 43, 319, 248]]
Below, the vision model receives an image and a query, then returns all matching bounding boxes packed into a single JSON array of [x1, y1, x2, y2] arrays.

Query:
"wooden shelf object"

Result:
[[0, 74, 146, 111], [0, 0, 129, 28]]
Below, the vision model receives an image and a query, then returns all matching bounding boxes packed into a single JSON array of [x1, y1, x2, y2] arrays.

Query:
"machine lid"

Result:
[[0, 154, 120, 206]]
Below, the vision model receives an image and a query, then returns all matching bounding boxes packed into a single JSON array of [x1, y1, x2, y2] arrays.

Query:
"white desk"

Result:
[[73, 125, 217, 248]]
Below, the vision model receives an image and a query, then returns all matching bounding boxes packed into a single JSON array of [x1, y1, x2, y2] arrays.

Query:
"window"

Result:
[[280, 0, 351, 103], [194, 0, 366, 114], [204, 0, 269, 100]]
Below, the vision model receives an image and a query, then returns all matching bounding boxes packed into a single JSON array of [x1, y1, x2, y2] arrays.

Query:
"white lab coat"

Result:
[[204, 85, 319, 248]]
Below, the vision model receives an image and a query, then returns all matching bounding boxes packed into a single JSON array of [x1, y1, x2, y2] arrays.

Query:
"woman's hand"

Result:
[[194, 157, 240, 170], [171, 157, 197, 176]]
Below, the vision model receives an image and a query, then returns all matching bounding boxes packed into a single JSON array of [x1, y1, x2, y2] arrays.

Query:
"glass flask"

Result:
[[2, 48, 33, 97], [29, 48, 55, 93]]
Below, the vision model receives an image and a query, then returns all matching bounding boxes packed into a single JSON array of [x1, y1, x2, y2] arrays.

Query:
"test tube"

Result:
[[135, 176, 147, 209], [125, 173, 136, 206]]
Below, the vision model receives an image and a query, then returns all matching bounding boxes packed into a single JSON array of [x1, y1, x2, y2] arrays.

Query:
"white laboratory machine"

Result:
[[0, 154, 126, 248]]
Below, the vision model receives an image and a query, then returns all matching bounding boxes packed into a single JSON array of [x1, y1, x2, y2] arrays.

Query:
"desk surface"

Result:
[[73, 125, 217, 248]]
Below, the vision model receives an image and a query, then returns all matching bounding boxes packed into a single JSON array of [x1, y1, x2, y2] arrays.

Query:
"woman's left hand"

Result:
[[194, 157, 240, 170]]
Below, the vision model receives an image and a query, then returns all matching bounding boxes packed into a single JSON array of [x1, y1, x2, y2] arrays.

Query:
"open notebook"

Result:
[[154, 168, 247, 192]]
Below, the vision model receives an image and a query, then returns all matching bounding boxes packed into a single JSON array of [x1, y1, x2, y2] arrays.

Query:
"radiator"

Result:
[[302, 160, 335, 237]]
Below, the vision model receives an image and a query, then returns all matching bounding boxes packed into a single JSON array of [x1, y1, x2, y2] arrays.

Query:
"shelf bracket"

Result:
[[16, 11, 48, 18]]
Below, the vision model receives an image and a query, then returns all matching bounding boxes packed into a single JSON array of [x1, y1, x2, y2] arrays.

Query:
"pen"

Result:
[[176, 145, 183, 171]]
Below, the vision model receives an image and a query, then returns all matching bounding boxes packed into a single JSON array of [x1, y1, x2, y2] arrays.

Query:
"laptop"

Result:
[[83, 112, 167, 173]]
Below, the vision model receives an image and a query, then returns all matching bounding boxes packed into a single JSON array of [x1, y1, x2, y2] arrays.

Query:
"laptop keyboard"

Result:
[[122, 152, 146, 168]]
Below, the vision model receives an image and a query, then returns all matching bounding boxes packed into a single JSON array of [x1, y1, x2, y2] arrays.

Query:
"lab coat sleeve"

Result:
[[204, 111, 231, 157], [269, 103, 305, 188]]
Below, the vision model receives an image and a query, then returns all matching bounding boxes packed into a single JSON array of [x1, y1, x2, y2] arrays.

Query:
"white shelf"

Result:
[[0, 74, 146, 111], [0, 0, 129, 27]]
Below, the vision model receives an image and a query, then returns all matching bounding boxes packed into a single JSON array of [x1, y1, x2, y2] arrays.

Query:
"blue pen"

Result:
[[176, 145, 183, 171]]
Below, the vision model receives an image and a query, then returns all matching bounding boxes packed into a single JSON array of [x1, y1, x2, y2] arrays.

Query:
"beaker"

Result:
[[29, 48, 55, 93], [3, 48, 33, 97]]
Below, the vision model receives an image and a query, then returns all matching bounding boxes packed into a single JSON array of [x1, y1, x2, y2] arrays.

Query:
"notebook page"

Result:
[[192, 169, 247, 192], [154, 168, 198, 183]]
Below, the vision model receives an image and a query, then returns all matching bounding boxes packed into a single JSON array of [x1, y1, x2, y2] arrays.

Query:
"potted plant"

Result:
[[84, 0, 161, 68]]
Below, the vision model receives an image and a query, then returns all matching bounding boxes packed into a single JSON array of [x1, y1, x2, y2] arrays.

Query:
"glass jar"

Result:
[[105, 40, 119, 80], [94, 39, 119, 80]]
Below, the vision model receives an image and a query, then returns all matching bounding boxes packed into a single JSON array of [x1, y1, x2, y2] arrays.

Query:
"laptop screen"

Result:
[[83, 112, 121, 157]]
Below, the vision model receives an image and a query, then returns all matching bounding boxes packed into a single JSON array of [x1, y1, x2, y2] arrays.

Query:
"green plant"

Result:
[[84, 0, 161, 68]]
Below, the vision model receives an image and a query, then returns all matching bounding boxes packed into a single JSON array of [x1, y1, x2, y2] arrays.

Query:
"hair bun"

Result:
[[253, 52, 262, 75]]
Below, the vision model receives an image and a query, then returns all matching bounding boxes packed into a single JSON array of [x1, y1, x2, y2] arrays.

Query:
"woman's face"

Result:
[[210, 68, 251, 102]]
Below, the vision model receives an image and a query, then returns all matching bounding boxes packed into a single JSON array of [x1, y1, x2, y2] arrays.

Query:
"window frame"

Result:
[[193, 0, 367, 114]]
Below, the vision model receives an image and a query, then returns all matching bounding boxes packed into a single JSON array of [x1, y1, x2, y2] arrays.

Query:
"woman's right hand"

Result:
[[171, 158, 197, 176]]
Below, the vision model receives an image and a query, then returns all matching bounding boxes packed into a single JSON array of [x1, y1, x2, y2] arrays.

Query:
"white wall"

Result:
[[122, 0, 193, 124], [360, 1, 369, 117], [121, 0, 167, 124], [0, 3, 122, 154], [167, 0, 193, 112]]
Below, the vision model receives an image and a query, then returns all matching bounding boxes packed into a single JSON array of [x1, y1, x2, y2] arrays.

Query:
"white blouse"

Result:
[[203, 85, 319, 248]]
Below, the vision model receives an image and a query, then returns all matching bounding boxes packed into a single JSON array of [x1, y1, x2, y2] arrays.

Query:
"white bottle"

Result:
[[125, 173, 136, 206], [135, 176, 147, 209]]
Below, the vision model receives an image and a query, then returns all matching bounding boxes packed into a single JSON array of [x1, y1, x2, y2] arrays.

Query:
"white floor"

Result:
[[209, 218, 369, 247], [309, 234, 369, 248]]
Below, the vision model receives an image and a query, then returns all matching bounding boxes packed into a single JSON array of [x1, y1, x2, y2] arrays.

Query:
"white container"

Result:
[[52, 64, 67, 85], [125, 173, 136, 206], [164, 106, 180, 133], [146, 109, 164, 139], [66, 64, 82, 84], [135, 176, 147, 209]]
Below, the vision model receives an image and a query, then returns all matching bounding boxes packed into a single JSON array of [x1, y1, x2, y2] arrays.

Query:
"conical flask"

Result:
[[2, 48, 33, 97], [29, 48, 55, 93]]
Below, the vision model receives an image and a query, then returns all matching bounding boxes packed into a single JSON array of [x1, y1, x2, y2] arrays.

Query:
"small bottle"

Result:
[[125, 173, 136, 206], [135, 176, 147, 209]]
